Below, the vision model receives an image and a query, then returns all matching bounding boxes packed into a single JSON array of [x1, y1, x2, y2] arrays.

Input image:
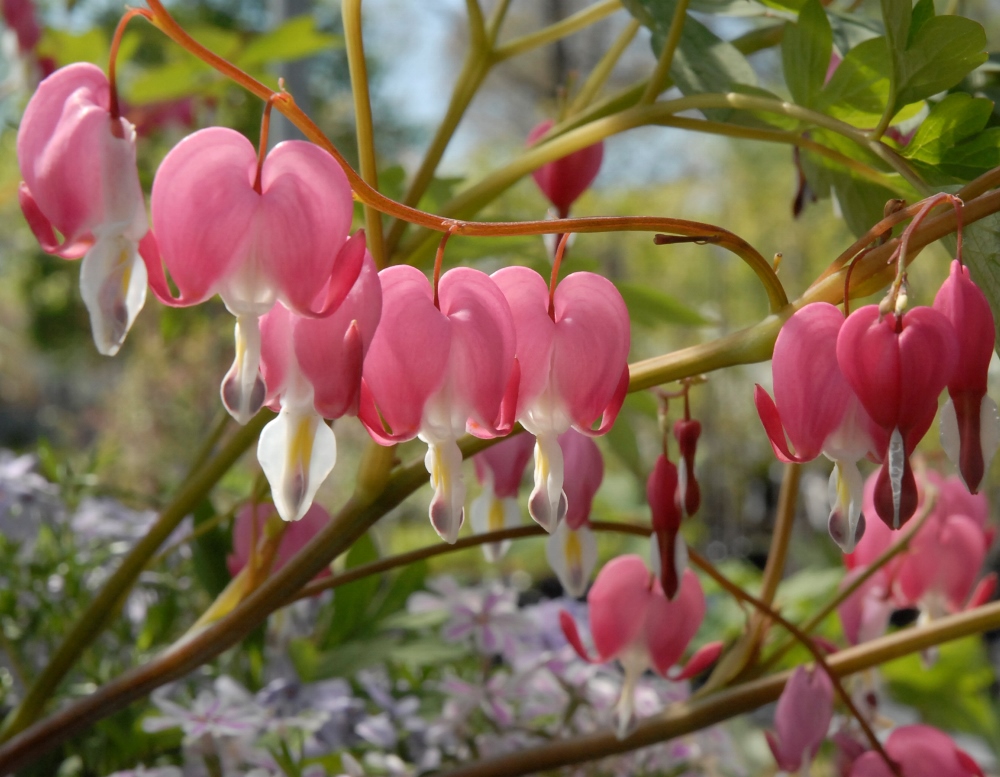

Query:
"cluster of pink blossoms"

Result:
[[756, 261, 999, 552], [16, 63, 629, 538]]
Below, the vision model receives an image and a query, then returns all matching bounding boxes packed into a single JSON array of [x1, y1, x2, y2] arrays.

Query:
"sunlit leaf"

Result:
[[782, 0, 832, 109]]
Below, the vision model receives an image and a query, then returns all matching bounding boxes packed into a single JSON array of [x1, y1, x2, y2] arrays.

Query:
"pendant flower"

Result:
[[933, 260, 1000, 494], [147, 127, 363, 424], [257, 245, 381, 522], [847, 725, 983, 777], [492, 266, 629, 531], [470, 433, 535, 561], [359, 266, 518, 543], [837, 305, 957, 529], [755, 302, 880, 551], [765, 665, 834, 774], [527, 120, 604, 218], [17, 62, 150, 355], [647, 453, 686, 600], [545, 430, 604, 597], [559, 555, 709, 738]]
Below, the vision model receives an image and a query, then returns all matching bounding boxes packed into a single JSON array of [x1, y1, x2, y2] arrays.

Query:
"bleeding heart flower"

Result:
[[765, 665, 834, 774], [545, 430, 604, 596], [837, 305, 957, 529], [848, 725, 983, 777], [559, 555, 711, 738], [934, 260, 1000, 494], [257, 246, 381, 522], [3, 0, 40, 54], [674, 417, 701, 517], [148, 126, 363, 424], [840, 468, 994, 644], [492, 266, 629, 532], [470, 432, 535, 561], [755, 302, 880, 551], [17, 62, 149, 356], [359, 266, 518, 543], [528, 120, 604, 218], [227, 501, 332, 580]]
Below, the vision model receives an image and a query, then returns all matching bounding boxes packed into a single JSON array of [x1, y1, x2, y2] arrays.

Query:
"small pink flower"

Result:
[[226, 502, 331, 579], [755, 303, 879, 550], [848, 725, 983, 777], [359, 266, 518, 543], [148, 126, 362, 424], [17, 63, 149, 355], [492, 266, 629, 531], [765, 665, 834, 774], [256, 247, 381, 522], [559, 555, 707, 737], [837, 305, 957, 529], [545, 430, 604, 597], [527, 120, 604, 218], [470, 433, 535, 561], [934, 260, 1000, 494]]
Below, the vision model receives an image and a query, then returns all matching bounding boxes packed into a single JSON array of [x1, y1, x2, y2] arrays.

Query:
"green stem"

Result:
[[568, 18, 640, 115], [0, 412, 271, 742], [760, 463, 800, 607], [492, 0, 622, 62], [640, 0, 689, 104], [341, 0, 386, 268]]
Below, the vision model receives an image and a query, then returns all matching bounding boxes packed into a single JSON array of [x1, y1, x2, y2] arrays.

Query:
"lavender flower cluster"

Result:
[[122, 576, 745, 777]]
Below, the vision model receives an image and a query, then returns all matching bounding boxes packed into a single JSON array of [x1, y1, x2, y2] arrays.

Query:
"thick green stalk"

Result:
[[342, 0, 385, 267], [640, 0, 689, 104], [0, 412, 270, 742], [492, 0, 622, 62], [567, 18, 640, 115]]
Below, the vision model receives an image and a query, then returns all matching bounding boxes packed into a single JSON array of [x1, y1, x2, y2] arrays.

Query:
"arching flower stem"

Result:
[[547, 231, 572, 319], [253, 91, 290, 195], [108, 7, 154, 123], [432, 225, 458, 310]]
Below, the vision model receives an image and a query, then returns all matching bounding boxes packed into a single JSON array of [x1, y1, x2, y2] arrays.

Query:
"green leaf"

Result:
[[832, 174, 901, 237], [907, 0, 935, 43], [616, 281, 710, 327], [894, 15, 988, 109], [882, 637, 1000, 746], [125, 60, 216, 103], [371, 561, 428, 623], [191, 499, 230, 599], [880, 0, 911, 71], [289, 635, 398, 681], [622, 0, 760, 124], [782, 0, 832, 108], [320, 533, 380, 648], [818, 36, 892, 125], [602, 413, 644, 485], [904, 93, 993, 164], [939, 127, 1000, 179], [389, 637, 467, 670], [234, 15, 342, 71], [36, 28, 108, 67], [960, 212, 1000, 354]]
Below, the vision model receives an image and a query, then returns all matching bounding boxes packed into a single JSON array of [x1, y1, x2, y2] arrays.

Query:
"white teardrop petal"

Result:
[[221, 314, 266, 425], [78, 234, 147, 356], [528, 433, 566, 532], [425, 438, 466, 544], [545, 521, 597, 598], [940, 397, 961, 476], [258, 407, 337, 522]]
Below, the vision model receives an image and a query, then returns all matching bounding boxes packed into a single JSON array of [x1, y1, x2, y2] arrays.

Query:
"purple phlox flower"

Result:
[[362, 752, 412, 777], [407, 577, 530, 655], [438, 672, 516, 729], [0, 450, 62, 539], [71, 496, 158, 542], [102, 768, 183, 777], [143, 677, 266, 744]]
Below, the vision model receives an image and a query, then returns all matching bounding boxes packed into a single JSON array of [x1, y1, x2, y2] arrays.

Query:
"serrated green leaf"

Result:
[[616, 281, 710, 327], [235, 15, 342, 71], [960, 212, 1000, 354], [782, 0, 832, 108], [894, 15, 987, 109], [904, 94, 993, 164], [882, 637, 1000, 746]]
